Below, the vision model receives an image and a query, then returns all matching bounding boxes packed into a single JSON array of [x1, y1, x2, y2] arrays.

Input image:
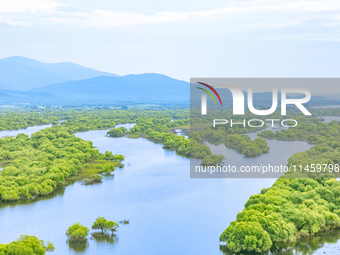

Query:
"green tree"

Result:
[[220, 221, 272, 253], [107, 127, 127, 137], [105, 221, 119, 234], [66, 223, 89, 242], [114, 154, 125, 162], [201, 154, 225, 166], [92, 217, 108, 232], [0, 235, 55, 254], [92, 217, 120, 234]]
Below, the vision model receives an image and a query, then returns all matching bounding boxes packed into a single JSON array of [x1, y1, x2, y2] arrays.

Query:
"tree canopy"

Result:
[[221, 110, 340, 253], [0, 235, 54, 255], [92, 217, 119, 233], [66, 223, 89, 242], [0, 126, 121, 201]]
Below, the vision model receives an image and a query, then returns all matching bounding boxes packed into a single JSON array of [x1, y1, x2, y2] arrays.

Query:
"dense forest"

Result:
[[220, 178, 340, 253], [0, 126, 122, 201], [220, 108, 340, 253], [220, 228, 340, 255], [3, 106, 340, 253], [0, 108, 269, 162], [0, 108, 189, 132], [0, 111, 58, 131], [0, 108, 194, 202]]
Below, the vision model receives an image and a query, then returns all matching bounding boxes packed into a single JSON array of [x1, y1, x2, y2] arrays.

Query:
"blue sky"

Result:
[[0, 0, 339, 82]]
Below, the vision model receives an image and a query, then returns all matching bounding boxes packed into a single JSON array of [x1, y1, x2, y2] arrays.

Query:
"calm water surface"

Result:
[[0, 123, 339, 254], [319, 116, 340, 123], [0, 124, 51, 137], [312, 105, 340, 109]]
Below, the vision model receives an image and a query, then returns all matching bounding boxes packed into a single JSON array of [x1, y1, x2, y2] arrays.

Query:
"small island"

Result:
[[0, 126, 123, 201]]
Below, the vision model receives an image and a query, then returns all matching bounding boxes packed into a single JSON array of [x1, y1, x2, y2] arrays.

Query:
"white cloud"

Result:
[[48, 10, 190, 26], [0, 0, 340, 30], [0, 0, 61, 14]]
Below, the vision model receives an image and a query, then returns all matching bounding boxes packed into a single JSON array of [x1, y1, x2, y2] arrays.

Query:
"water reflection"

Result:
[[67, 239, 89, 254], [90, 232, 118, 245], [318, 116, 340, 123], [67, 231, 118, 253], [174, 129, 188, 139], [102, 173, 115, 180], [220, 229, 340, 255], [0, 186, 65, 209], [0, 124, 51, 138]]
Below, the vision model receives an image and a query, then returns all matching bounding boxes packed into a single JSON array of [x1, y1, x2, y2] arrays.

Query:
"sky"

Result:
[[0, 0, 340, 82]]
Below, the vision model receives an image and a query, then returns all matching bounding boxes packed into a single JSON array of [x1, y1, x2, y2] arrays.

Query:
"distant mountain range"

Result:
[[0, 56, 118, 91], [0, 56, 339, 107], [31, 73, 190, 104], [0, 56, 190, 106], [0, 89, 61, 105]]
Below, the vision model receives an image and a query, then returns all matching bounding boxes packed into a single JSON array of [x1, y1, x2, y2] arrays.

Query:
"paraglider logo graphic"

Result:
[[197, 82, 222, 115], [196, 82, 223, 106]]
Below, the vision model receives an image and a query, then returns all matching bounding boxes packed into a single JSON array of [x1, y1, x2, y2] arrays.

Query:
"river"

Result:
[[0, 123, 339, 254]]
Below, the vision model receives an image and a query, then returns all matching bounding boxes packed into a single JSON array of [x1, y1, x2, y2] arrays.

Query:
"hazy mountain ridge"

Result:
[[0, 56, 339, 107], [0, 56, 118, 91], [0, 89, 62, 105], [31, 73, 190, 104]]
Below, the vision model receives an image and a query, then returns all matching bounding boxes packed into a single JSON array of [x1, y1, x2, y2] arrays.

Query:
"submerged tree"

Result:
[[105, 221, 119, 234], [66, 223, 89, 242], [92, 217, 119, 233], [92, 217, 108, 232]]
